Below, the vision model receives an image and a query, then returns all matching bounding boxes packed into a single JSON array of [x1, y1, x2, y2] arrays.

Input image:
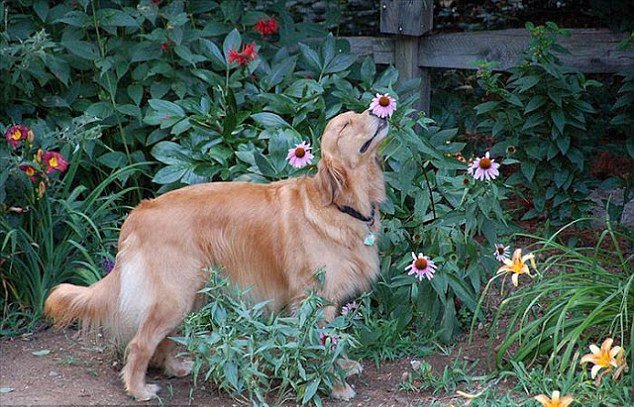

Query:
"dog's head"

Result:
[[316, 110, 388, 207]]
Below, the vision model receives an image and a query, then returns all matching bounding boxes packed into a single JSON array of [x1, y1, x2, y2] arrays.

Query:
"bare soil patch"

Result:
[[0, 327, 496, 406]]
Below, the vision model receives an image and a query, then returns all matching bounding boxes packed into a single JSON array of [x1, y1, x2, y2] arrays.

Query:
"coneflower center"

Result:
[[479, 157, 492, 169], [415, 258, 428, 269], [497, 246, 505, 255], [379, 96, 390, 107], [295, 147, 305, 158]]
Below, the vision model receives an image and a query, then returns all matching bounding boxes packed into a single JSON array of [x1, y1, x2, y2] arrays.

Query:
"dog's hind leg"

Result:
[[151, 334, 194, 378], [121, 307, 183, 401]]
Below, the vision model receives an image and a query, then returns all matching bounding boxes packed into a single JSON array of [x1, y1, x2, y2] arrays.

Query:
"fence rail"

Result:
[[343, 0, 634, 113], [346, 29, 632, 74]]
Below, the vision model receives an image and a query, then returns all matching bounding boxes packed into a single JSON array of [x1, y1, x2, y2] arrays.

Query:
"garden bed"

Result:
[[0, 327, 500, 406]]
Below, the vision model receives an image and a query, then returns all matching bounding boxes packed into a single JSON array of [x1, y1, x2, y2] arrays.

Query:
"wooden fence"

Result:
[[343, 0, 634, 114]]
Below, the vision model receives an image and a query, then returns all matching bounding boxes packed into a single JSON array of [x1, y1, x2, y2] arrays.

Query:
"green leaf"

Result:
[[33, 1, 49, 22], [323, 53, 356, 74], [96, 9, 139, 27], [151, 141, 190, 165], [225, 362, 239, 389], [127, 84, 143, 106], [201, 39, 226, 68], [447, 274, 478, 311], [524, 95, 546, 114], [474, 101, 499, 115], [253, 151, 277, 177], [266, 57, 296, 89], [55, 10, 91, 27], [521, 113, 545, 131], [556, 135, 570, 155], [116, 104, 141, 117], [360, 56, 376, 83], [223, 29, 242, 62], [299, 43, 321, 74], [62, 40, 99, 60], [521, 161, 536, 182], [302, 378, 320, 404], [85, 102, 114, 119], [148, 99, 185, 118], [43, 54, 70, 85], [201, 21, 231, 36], [152, 164, 188, 184], [97, 152, 127, 169], [251, 112, 289, 128], [550, 109, 565, 133]]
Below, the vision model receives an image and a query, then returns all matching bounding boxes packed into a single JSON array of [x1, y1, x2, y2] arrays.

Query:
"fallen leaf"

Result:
[[0, 387, 14, 393], [457, 390, 485, 399], [32, 349, 51, 356]]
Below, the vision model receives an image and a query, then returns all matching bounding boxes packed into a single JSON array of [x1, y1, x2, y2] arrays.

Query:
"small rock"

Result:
[[49, 371, 60, 377]]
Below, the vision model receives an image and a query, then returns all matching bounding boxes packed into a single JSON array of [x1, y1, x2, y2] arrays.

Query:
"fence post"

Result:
[[380, 0, 433, 115]]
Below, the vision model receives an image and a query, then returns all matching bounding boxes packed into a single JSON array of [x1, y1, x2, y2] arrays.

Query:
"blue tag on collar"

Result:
[[363, 232, 376, 246]]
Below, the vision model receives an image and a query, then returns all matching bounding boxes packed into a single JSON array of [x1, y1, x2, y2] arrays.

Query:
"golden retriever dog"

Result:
[[44, 109, 388, 401]]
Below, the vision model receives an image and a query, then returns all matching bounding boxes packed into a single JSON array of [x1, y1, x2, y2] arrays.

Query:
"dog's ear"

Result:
[[317, 154, 348, 205]]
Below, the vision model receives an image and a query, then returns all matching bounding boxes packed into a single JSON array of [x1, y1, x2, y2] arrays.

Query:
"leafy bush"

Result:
[[474, 22, 602, 223], [176, 270, 356, 406], [1, 0, 516, 343]]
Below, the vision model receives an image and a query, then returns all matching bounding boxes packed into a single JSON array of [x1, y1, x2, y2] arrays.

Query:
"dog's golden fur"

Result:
[[44, 110, 387, 401]]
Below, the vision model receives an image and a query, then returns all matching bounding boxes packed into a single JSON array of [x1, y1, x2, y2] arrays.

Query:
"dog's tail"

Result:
[[44, 267, 120, 338]]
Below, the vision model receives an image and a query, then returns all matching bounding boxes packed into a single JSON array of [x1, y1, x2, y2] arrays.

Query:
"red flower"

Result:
[[41, 151, 69, 174], [5, 124, 32, 149], [19, 164, 38, 182], [227, 48, 245, 65], [227, 42, 258, 66], [241, 42, 257, 61], [254, 17, 279, 36], [161, 41, 172, 52]]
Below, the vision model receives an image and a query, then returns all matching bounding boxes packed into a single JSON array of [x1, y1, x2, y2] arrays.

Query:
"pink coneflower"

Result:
[[286, 141, 314, 168], [494, 243, 510, 262], [5, 124, 32, 149], [405, 252, 437, 281], [369, 93, 396, 118], [254, 17, 279, 35], [41, 151, 68, 174], [341, 301, 358, 316], [468, 152, 500, 181]]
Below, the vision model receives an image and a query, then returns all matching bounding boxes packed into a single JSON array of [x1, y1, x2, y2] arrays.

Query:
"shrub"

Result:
[[1, 0, 515, 344], [474, 22, 602, 223], [175, 270, 356, 406]]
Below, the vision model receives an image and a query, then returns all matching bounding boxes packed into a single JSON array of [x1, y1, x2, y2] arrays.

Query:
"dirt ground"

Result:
[[0, 328, 494, 406]]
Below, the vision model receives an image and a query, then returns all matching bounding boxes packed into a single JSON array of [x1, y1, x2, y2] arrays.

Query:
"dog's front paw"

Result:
[[331, 382, 356, 401], [130, 383, 161, 401], [338, 358, 363, 377]]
